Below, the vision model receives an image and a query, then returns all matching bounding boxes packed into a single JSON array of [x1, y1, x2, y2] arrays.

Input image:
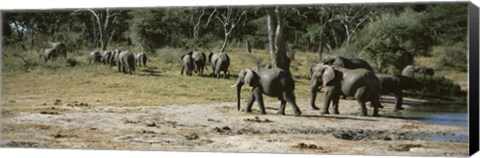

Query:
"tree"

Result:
[[360, 9, 433, 74], [213, 7, 247, 52], [267, 6, 290, 76], [80, 9, 123, 51]]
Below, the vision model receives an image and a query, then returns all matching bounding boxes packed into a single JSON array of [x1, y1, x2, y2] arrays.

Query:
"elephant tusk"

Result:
[[230, 84, 237, 88]]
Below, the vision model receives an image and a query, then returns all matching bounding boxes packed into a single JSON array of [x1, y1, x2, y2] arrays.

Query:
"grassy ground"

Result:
[[1, 47, 469, 156], [2, 48, 320, 108]]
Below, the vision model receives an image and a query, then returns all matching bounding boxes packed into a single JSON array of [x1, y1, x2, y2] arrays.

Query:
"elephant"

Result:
[[377, 74, 423, 111], [401, 65, 416, 78], [101, 51, 113, 65], [208, 52, 230, 78], [181, 52, 194, 76], [310, 64, 382, 116], [308, 62, 319, 79], [231, 67, 302, 116], [401, 65, 435, 78], [415, 66, 435, 77], [323, 56, 374, 72], [116, 51, 135, 75], [110, 49, 122, 67], [136, 52, 148, 67], [39, 48, 58, 62], [192, 51, 206, 76], [50, 42, 67, 59], [89, 51, 102, 64]]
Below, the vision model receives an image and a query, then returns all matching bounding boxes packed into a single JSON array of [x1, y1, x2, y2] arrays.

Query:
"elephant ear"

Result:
[[181, 54, 185, 60], [322, 66, 336, 86], [244, 69, 257, 86]]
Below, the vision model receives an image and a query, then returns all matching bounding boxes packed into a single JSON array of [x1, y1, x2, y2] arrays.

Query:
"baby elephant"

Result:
[[136, 53, 148, 67]]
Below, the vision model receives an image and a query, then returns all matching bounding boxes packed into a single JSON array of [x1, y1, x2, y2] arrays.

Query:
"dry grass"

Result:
[[2, 48, 320, 108], [415, 56, 468, 88]]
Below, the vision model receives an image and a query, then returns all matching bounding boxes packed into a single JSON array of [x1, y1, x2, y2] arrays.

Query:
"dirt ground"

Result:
[[1, 96, 468, 157]]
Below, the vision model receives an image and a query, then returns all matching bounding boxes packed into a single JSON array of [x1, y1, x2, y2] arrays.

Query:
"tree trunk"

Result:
[[267, 7, 277, 67], [274, 7, 290, 75], [220, 30, 228, 53], [267, 6, 290, 76], [245, 40, 251, 53]]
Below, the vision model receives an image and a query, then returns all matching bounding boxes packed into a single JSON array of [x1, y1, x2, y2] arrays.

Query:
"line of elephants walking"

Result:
[[38, 42, 436, 117], [233, 56, 434, 117]]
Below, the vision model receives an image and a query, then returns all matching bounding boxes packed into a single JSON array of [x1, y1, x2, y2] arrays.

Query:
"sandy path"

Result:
[[1, 98, 468, 157]]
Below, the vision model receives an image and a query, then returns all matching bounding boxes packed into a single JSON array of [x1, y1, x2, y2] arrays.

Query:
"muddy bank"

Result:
[[1, 98, 468, 156]]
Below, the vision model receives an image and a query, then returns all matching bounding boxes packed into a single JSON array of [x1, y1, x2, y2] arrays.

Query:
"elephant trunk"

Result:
[[231, 79, 243, 111]]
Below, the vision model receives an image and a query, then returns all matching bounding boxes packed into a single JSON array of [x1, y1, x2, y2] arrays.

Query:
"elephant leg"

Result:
[[117, 64, 121, 73], [394, 92, 404, 111], [284, 91, 301, 116], [370, 97, 381, 117], [181, 65, 185, 75], [332, 93, 341, 115], [253, 88, 266, 114], [321, 88, 334, 115], [277, 100, 286, 115], [309, 78, 321, 110], [246, 90, 256, 113], [357, 101, 368, 116]]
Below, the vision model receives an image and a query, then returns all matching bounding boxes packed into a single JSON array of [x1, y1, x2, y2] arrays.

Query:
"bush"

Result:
[[433, 41, 467, 72], [415, 76, 463, 97], [358, 9, 433, 74], [157, 48, 181, 64]]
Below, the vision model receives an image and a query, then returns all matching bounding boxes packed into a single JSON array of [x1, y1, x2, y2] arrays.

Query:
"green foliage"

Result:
[[359, 9, 433, 74], [423, 4, 468, 45], [433, 41, 467, 72], [416, 76, 463, 97]]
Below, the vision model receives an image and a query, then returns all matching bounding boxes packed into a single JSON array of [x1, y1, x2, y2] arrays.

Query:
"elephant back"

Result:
[[401, 65, 416, 78], [340, 68, 380, 97]]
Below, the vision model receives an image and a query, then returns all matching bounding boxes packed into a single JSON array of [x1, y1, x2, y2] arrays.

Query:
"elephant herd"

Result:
[[37, 43, 433, 117], [235, 55, 433, 117], [38, 42, 67, 62], [89, 49, 148, 75], [180, 51, 231, 78]]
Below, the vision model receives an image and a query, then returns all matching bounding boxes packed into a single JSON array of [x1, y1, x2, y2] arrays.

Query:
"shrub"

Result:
[[157, 48, 180, 64], [433, 41, 467, 72], [415, 76, 463, 97], [358, 9, 433, 74]]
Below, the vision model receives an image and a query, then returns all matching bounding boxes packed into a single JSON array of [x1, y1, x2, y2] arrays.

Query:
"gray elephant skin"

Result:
[[208, 52, 230, 78], [402, 65, 434, 78], [117, 51, 136, 75], [415, 66, 435, 77], [136, 53, 148, 67], [51, 42, 67, 59], [102, 51, 113, 65], [89, 51, 102, 64], [232, 67, 302, 116], [192, 51, 206, 76], [310, 64, 382, 116], [39, 48, 58, 62], [181, 52, 194, 76], [377, 74, 422, 110], [323, 56, 374, 72], [110, 49, 122, 67]]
